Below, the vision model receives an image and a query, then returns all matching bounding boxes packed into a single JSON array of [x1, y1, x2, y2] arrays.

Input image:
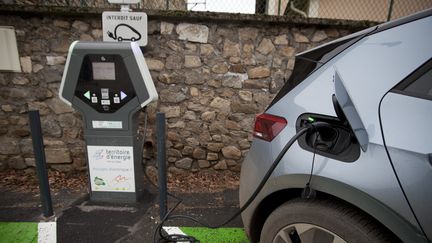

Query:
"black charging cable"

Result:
[[301, 123, 320, 199], [153, 121, 332, 243]]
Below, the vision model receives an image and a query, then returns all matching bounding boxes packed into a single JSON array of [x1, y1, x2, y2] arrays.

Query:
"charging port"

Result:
[[296, 113, 360, 162]]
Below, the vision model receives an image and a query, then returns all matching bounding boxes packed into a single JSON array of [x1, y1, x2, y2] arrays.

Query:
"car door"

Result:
[[379, 59, 432, 240]]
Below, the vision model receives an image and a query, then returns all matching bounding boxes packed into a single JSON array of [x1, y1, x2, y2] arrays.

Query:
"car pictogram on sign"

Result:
[[107, 23, 142, 42]]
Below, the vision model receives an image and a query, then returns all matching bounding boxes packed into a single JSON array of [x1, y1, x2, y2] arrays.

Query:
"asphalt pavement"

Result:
[[0, 178, 244, 243]]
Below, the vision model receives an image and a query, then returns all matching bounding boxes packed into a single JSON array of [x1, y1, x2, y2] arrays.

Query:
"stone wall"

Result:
[[0, 8, 364, 173]]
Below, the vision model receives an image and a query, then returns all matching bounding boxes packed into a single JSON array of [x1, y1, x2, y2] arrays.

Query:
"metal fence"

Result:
[[252, 0, 432, 22], [188, 0, 432, 22], [2, 0, 432, 22]]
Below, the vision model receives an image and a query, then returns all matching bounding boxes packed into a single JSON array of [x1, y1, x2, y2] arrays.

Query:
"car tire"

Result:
[[260, 198, 397, 243]]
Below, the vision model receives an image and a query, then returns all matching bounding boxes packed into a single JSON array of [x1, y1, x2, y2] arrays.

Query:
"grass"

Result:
[[0, 222, 38, 243], [180, 227, 248, 243]]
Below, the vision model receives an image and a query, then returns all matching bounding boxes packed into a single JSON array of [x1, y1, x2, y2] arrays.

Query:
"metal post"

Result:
[[157, 112, 167, 219], [278, 0, 281, 16], [387, 0, 394, 21], [28, 110, 54, 218]]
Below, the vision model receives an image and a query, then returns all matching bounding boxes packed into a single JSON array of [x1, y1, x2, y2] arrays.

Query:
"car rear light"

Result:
[[253, 113, 287, 142]]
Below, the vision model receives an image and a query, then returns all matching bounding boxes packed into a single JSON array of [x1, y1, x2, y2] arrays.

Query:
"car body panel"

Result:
[[333, 16, 432, 145], [380, 92, 432, 240], [240, 11, 432, 243]]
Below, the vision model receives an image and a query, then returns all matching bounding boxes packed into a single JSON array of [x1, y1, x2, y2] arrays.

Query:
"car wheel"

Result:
[[260, 199, 396, 243]]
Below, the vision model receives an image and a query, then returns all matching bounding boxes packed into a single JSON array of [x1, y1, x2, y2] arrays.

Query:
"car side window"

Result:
[[393, 58, 432, 101], [403, 69, 432, 99]]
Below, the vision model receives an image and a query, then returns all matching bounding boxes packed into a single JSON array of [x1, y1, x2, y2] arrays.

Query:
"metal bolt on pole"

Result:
[[157, 112, 167, 219], [28, 110, 54, 218]]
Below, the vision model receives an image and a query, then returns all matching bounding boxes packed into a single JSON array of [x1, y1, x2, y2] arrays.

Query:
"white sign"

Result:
[[102, 11, 148, 46], [92, 120, 123, 129], [87, 145, 135, 192]]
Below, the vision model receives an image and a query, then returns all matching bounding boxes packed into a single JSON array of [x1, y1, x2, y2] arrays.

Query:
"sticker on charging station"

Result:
[[87, 145, 135, 192], [92, 120, 123, 129]]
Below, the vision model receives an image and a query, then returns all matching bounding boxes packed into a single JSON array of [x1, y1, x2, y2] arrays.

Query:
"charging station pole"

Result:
[[59, 41, 157, 203]]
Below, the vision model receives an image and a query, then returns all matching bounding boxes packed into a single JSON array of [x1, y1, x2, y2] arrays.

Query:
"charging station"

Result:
[[59, 41, 158, 203]]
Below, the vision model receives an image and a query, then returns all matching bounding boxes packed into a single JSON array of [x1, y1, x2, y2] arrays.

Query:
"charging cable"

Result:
[[153, 120, 332, 243]]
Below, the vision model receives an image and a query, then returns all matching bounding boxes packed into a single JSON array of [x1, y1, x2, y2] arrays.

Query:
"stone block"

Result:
[[160, 106, 181, 118], [72, 20, 90, 32], [20, 56, 32, 73], [182, 146, 193, 155], [167, 148, 182, 157], [222, 146, 241, 160], [161, 22, 174, 35], [201, 111, 216, 122], [207, 143, 224, 152], [257, 38, 275, 55], [146, 58, 165, 71], [214, 160, 228, 170], [239, 91, 252, 102], [200, 44, 214, 56], [0, 137, 20, 155], [159, 89, 187, 103], [46, 56, 66, 65], [274, 34, 289, 45], [12, 77, 29, 85], [206, 152, 218, 161], [222, 74, 244, 89], [41, 119, 62, 138], [192, 148, 206, 159], [248, 67, 271, 79], [312, 30, 328, 42], [211, 63, 229, 74], [175, 158, 193, 169], [1, 105, 13, 112], [279, 46, 295, 57], [91, 29, 103, 39], [294, 32, 309, 43], [231, 102, 259, 114], [166, 54, 183, 70], [184, 55, 202, 68], [45, 148, 72, 164], [176, 23, 209, 43], [210, 97, 231, 112], [158, 73, 184, 84], [239, 27, 259, 41], [46, 98, 75, 114], [223, 39, 240, 57], [53, 20, 70, 29], [198, 160, 211, 168], [183, 111, 196, 120], [186, 137, 200, 147]]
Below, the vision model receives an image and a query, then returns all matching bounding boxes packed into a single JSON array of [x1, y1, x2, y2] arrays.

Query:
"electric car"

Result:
[[240, 9, 432, 243]]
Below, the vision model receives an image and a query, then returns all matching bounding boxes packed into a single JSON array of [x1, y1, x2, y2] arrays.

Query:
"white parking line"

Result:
[[38, 222, 56, 243]]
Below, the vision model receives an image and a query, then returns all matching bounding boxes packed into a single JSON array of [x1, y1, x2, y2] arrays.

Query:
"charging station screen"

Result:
[[75, 54, 136, 113], [92, 62, 116, 80]]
